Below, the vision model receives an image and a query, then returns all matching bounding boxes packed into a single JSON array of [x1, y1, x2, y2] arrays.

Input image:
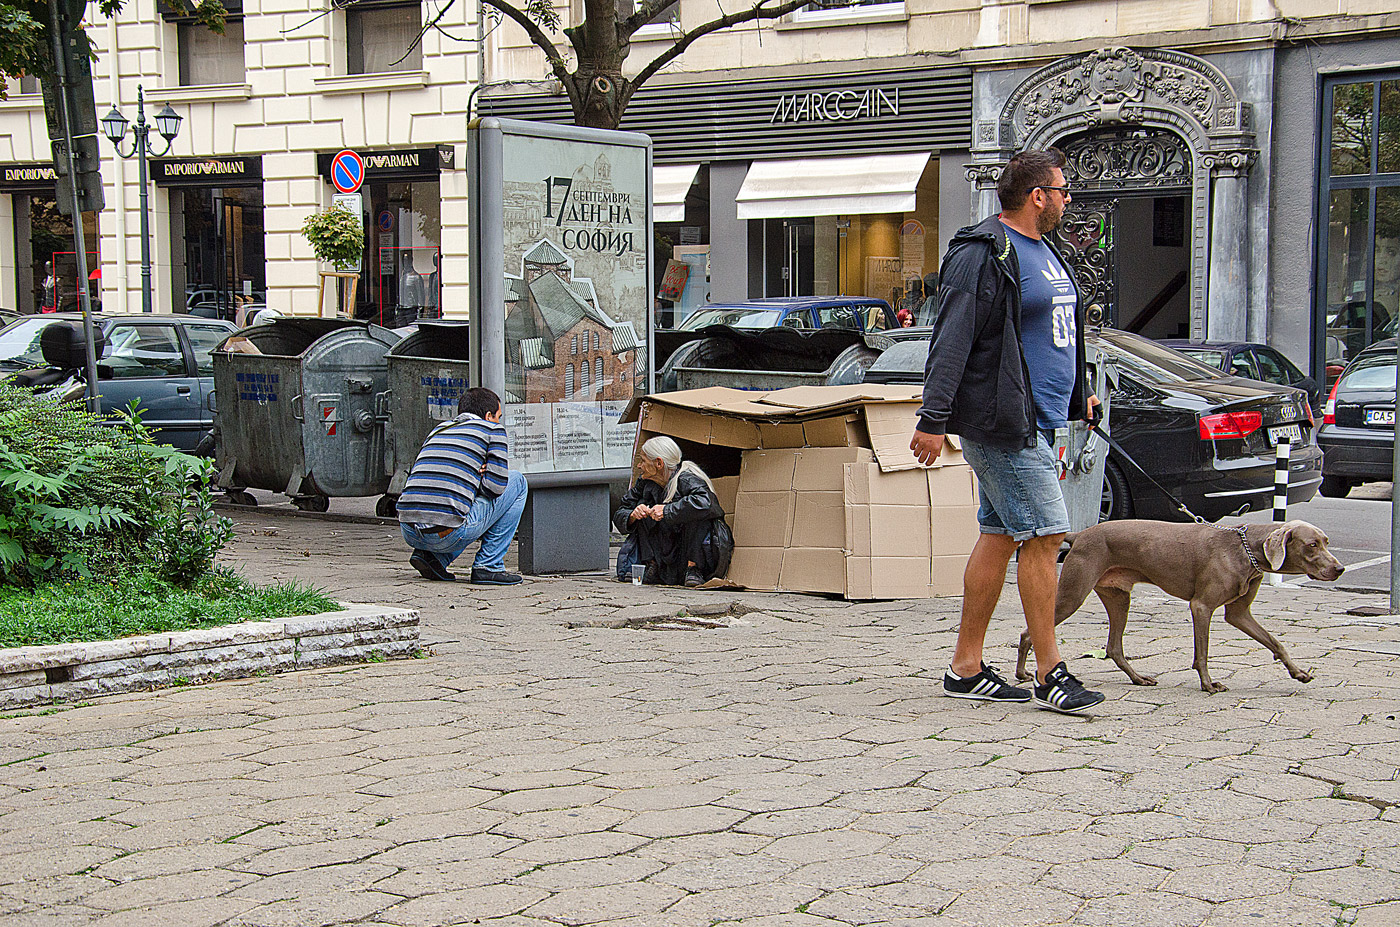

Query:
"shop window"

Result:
[[165, 0, 245, 85], [170, 185, 265, 321], [1317, 73, 1400, 381], [347, 0, 423, 74], [363, 179, 440, 325]]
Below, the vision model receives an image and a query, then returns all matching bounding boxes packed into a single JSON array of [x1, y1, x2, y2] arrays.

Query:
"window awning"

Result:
[[735, 153, 932, 219], [653, 163, 701, 223]]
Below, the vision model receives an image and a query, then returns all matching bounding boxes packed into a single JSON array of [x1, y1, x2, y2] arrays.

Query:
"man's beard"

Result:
[[1036, 201, 1064, 236]]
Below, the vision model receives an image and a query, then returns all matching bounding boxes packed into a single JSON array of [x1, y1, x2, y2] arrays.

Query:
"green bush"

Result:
[[0, 387, 233, 587]]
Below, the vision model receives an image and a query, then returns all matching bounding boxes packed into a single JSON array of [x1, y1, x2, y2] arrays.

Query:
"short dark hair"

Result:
[[997, 148, 1067, 211], [458, 387, 501, 418]]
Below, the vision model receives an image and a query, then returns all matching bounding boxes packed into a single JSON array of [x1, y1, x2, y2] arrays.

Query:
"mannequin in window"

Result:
[[399, 260, 425, 326], [423, 251, 441, 319], [1375, 234, 1400, 324], [40, 261, 56, 313]]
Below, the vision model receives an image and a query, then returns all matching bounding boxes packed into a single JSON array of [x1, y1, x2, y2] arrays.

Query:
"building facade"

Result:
[[0, 0, 479, 320], [483, 0, 1397, 379]]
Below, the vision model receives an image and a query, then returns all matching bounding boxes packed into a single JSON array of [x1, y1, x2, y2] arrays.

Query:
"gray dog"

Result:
[[1016, 520, 1345, 693]]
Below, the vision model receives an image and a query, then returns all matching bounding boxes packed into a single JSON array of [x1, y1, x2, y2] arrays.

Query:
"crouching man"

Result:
[[398, 387, 527, 585]]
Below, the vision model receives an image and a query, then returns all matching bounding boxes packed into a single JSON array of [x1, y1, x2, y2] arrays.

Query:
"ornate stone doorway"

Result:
[[969, 47, 1258, 340], [1047, 126, 1193, 335]]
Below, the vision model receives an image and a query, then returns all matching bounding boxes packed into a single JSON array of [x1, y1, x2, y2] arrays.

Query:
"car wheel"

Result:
[[1319, 474, 1353, 498], [293, 494, 330, 513], [1101, 459, 1133, 522], [376, 494, 399, 518]]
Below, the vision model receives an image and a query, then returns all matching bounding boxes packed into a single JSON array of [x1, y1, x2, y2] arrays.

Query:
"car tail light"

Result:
[[1303, 402, 1315, 428], [1198, 411, 1263, 440], [1322, 376, 1342, 425]]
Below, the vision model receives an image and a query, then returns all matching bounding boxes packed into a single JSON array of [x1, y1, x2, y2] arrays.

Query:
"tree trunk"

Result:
[[566, 69, 630, 130]]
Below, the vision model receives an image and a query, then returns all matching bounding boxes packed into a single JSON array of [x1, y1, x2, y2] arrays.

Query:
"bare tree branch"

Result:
[[628, 0, 808, 97], [620, 0, 677, 39], [390, 0, 454, 67]]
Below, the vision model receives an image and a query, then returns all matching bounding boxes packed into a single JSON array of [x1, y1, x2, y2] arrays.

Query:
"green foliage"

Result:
[[301, 204, 364, 269], [0, 387, 233, 587], [0, 569, 340, 648]]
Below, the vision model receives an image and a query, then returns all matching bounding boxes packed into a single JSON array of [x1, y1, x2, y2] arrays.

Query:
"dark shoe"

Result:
[[683, 567, 705, 588], [410, 550, 454, 582], [642, 563, 660, 585], [470, 567, 522, 586], [1033, 662, 1106, 715], [943, 663, 1032, 702]]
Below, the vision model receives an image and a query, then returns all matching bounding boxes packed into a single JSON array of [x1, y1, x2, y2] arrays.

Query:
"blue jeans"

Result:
[[961, 432, 1070, 542], [400, 470, 528, 572]]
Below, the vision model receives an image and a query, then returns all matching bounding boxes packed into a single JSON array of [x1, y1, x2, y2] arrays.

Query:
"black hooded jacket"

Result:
[[914, 214, 1088, 449]]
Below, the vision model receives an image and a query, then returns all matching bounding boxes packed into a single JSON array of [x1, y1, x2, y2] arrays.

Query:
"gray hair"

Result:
[[639, 435, 714, 503]]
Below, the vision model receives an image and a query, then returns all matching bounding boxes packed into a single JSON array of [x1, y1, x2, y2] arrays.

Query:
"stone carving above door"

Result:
[[1061, 127, 1191, 191], [1001, 47, 1250, 149]]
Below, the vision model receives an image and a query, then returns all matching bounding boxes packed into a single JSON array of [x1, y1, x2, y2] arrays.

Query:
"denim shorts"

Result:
[[960, 431, 1070, 541]]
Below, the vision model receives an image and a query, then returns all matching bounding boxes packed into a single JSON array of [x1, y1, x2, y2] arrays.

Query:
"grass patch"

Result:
[[0, 570, 340, 648]]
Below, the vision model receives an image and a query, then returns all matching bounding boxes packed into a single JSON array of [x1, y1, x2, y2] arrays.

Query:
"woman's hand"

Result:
[[647, 504, 665, 521], [629, 504, 650, 524]]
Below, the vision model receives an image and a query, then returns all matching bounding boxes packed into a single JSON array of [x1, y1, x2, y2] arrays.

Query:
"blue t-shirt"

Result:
[[1005, 224, 1078, 431]]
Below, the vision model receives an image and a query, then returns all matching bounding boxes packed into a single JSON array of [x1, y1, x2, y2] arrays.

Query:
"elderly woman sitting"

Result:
[[614, 436, 733, 587]]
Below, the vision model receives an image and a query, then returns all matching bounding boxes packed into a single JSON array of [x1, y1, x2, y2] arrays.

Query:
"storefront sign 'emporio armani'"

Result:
[[770, 88, 899, 124]]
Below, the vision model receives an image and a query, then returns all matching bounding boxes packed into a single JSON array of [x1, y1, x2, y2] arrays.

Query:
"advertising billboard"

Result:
[[469, 119, 652, 478]]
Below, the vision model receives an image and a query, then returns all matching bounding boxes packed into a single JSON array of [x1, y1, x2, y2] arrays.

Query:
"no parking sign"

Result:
[[331, 150, 364, 194]]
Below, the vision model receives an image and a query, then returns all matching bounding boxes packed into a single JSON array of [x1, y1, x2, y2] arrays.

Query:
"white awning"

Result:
[[653, 163, 701, 223], [735, 153, 932, 219]]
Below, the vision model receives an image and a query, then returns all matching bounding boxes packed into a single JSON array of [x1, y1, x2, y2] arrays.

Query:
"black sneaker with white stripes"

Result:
[[1033, 662, 1105, 715], [943, 663, 1032, 702]]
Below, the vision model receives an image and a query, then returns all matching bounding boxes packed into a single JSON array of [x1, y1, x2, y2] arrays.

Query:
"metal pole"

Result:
[[136, 86, 152, 314], [1390, 339, 1399, 614], [1270, 438, 1289, 587], [47, 0, 101, 414]]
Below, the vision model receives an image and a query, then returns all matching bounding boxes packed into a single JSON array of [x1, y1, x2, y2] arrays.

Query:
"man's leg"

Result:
[[470, 470, 528, 572], [949, 532, 1019, 678], [1017, 532, 1065, 682]]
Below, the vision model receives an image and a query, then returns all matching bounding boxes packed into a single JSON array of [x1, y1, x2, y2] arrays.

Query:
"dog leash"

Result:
[[1086, 418, 1265, 574], [1086, 419, 1209, 524]]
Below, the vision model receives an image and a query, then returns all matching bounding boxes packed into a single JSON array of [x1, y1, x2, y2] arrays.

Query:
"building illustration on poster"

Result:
[[504, 239, 640, 404]]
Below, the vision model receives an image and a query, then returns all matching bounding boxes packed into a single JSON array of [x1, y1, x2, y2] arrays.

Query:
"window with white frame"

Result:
[[794, 0, 902, 21], [347, 0, 423, 74], [164, 0, 245, 86]]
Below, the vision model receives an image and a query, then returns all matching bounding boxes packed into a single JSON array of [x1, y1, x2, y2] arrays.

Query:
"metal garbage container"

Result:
[[1052, 337, 1117, 532], [384, 321, 472, 513], [212, 318, 401, 512]]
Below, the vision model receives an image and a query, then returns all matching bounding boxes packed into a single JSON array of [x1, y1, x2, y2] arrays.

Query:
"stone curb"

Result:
[[0, 603, 420, 710]]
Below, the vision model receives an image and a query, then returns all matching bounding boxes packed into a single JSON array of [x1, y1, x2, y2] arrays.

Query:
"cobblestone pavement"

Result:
[[2, 509, 1399, 926]]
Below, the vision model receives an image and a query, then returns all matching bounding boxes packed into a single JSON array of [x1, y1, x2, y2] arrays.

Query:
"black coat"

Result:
[[613, 470, 733, 585], [915, 214, 1088, 449]]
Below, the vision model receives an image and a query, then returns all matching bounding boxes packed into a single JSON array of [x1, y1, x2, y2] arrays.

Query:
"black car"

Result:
[[1157, 339, 1323, 413], [865, 327, 1323, 522], [1316, 338, 1397, 497], [0, 312, 237, 452]]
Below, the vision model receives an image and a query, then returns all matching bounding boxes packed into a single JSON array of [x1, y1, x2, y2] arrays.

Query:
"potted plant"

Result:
[[301, 203, 364, 315], [301, 203, 364, 270]]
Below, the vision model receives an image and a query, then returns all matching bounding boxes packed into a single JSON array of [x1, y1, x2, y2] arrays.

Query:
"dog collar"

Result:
[[1227, 525, 1264, 575]]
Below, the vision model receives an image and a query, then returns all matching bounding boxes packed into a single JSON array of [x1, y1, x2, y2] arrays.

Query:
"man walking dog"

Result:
[[910, 148, 1104, 714]]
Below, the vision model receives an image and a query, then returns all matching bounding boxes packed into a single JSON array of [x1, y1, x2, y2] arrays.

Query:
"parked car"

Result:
[[0, 312, 237, 452], [864, 327, 1323, 522], [673, 297, 897, 333], [1316, 338, 1397, 497], [1158, 339, 1323, 413]]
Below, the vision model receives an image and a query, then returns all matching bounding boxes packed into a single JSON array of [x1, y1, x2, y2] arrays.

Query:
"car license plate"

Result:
[[1364, 409, 1396, 427], [1268, 423, 1303, 446]]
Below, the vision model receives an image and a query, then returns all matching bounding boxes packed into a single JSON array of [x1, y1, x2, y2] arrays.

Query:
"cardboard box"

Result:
[[620, 385, 982, 599], [711, 476, 739, 516]]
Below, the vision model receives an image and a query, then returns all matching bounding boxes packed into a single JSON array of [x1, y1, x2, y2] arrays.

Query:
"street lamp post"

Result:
[[101, 86, 182, 314]]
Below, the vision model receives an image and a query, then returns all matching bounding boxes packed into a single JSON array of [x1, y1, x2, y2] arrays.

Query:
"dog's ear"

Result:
[[1263, 522, 1300, 570]]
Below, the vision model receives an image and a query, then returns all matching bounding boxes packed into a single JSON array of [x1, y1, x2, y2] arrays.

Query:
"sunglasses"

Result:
[[1029, 184, 1072, 196]]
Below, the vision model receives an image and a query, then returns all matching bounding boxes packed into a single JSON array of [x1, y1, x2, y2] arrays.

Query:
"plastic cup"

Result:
[[631, 564, 646, 586]]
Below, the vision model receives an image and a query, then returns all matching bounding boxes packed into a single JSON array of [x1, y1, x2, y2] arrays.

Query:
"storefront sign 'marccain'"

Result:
[[770, 87, 899, 124]]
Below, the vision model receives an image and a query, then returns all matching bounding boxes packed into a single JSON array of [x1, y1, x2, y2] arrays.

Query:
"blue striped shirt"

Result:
[[397, 414, 511, 528]]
